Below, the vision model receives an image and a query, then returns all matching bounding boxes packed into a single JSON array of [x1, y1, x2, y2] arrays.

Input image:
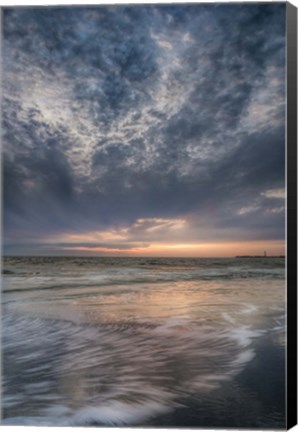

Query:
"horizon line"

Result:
[[2, 254, 286, 259]]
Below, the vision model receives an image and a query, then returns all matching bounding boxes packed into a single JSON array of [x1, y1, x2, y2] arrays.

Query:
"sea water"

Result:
[[1, 256, 286, 427]]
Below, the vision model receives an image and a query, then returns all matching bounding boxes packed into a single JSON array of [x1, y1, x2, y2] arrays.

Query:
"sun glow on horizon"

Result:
[[60, 240, 285, 258], [41, 217, 286, 257]]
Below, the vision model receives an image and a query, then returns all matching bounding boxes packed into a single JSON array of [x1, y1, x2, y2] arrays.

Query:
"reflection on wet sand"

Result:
[[2, 257, 286, 427], [4, 276, 282, 425]]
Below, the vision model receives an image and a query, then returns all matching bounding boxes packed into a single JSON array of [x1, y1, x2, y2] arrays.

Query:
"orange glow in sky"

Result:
[[62, 240, 285, 257]]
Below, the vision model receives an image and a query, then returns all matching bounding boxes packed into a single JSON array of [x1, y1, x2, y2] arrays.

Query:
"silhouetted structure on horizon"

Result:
[[235, 254, 285, 258]]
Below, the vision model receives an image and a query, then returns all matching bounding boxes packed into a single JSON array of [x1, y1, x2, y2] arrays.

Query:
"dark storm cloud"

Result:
[[2, 4, 286, 251]]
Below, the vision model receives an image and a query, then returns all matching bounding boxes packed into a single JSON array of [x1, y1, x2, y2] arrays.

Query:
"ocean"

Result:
[[1, 256, 286, 428]]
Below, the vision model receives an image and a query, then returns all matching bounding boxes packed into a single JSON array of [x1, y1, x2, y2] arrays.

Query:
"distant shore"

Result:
[[236, 255, 285, 258]]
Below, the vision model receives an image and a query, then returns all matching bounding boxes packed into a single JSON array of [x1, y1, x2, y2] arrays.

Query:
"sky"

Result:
[[2, 3, 286, 257]]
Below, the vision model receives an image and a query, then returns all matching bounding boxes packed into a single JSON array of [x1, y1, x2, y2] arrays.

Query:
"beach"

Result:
[[2, 256, 286, 428]]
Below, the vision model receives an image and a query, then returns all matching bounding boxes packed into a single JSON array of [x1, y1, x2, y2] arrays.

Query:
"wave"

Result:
[[2, 301, 284, 426], [2, 401, 173, 426], [2, 266, 285, 295]]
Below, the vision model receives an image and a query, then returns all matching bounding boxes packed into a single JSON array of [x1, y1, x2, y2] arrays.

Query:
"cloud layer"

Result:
[[3, 4, 286, 255]]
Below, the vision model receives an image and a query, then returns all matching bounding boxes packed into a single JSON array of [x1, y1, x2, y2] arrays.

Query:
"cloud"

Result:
[[238, 206, 260, 216], [2, 4, 286, 254], [261, 188, 285, 199]]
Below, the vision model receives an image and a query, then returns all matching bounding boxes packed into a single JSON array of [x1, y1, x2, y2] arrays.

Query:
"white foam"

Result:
[[70, 401, 172, 426], [42, 404, 72, 417], [24, 381, 51, 391], [272, 325, 284, 331], [238, 303, 258, 314], [222, 312, 236, 324], [229, 326, 264, 348], [231, 349, 255, 366], [2, 401, 172, 426]]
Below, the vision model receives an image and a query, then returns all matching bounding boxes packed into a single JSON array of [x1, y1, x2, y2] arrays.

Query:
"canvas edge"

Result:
[[286, 1, 297, 430]]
